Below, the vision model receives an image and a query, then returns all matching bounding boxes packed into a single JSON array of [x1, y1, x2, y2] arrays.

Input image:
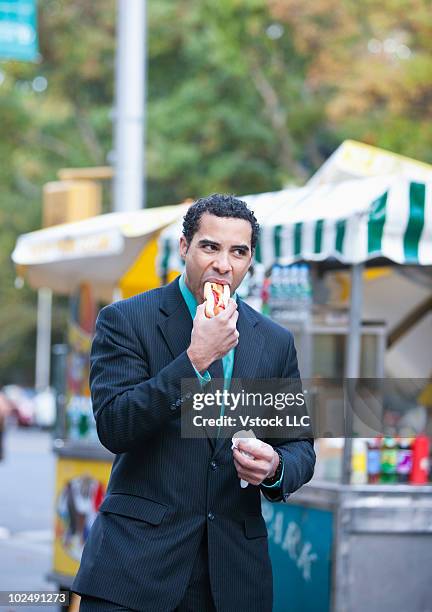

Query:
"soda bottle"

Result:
[[367, 437, 381, 484], [410, 433, 430, 485], [261, 277, 271, 317], [396, 438, 413, 483], [380, 437, 398, 483], [78, 397, 90, 439], [367, 437, 382, 483], [351, 438, 367, 484]]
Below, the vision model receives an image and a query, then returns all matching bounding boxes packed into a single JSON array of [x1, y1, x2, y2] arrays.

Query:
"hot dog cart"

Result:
[[250, 148, 432, 612], [157, 159, 432, 611]]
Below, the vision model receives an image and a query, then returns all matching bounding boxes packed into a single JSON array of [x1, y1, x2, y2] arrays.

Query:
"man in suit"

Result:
[[72, 194, 315, 611]]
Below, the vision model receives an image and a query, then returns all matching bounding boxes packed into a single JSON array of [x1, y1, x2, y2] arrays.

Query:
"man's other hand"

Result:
[[232, 440, 279, 486]]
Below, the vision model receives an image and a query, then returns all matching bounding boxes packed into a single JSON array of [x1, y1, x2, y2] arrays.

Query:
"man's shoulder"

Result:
[[109, 286, 164, 315], [97, 286, 166, 329]]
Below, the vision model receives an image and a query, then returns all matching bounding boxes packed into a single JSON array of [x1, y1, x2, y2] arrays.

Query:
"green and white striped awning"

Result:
[[255, 176, 432, 267], [158, 176, 432, 280]]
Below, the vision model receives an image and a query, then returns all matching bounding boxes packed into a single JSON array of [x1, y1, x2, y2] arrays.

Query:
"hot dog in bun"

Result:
[[204, 282, 230, 318]]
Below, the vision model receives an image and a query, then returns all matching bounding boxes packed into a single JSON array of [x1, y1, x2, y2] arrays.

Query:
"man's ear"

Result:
[[179, 235, 189, 261]]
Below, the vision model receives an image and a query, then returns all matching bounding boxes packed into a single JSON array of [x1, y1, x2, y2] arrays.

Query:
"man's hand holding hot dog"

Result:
[[187, 298, 239, 373]]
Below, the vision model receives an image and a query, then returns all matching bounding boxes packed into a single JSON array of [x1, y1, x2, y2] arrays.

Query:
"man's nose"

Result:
[[213, 251, 232, 274]]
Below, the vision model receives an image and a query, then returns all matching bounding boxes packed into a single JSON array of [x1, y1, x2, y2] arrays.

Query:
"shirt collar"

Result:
[[178, 272, 198, 319]]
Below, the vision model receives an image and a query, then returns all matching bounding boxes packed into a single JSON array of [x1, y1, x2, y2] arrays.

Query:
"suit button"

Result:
[[210, 461, 217, 471], [185, 392, 192, 400], [170, 403, 177, 411], [175, 399, 182, 407], [207, 512, 215, 521]]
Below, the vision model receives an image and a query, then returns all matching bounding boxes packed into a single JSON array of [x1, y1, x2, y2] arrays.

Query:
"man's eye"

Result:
[[234, 249, 246, 256], [203, 244, 217, 251]]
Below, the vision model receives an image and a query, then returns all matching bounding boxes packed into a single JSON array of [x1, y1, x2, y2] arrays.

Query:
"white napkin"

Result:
[[231, 429, 264, 488]]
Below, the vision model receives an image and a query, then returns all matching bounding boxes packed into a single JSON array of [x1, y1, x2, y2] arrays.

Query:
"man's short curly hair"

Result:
[[182, 194, 260, 251]]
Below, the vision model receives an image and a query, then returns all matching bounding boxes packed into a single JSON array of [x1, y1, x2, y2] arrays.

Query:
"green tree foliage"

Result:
[[1, 0, 430, 383], [0, 0, 116, 384], [269, 0, 432, 159]]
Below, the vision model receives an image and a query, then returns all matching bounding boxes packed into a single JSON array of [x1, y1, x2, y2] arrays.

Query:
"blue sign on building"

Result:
[[0, 0, 38, 61], [263, 500, 333, 612]]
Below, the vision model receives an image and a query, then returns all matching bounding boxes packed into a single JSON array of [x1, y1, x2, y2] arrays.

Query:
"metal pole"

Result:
[[113, 0, 146, 212], [51, 344, 68, 440], [35, 288, 52, 391], [342, 263, 364, 484]]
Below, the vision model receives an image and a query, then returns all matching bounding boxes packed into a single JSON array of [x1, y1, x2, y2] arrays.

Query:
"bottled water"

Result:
[[268, 263, 312, 323], [247, 264, 264, 313], [297, 264, 312, 322], [270, 265, 283, 317], [270, 265, 282, 299], [282, 265, 295, 320]]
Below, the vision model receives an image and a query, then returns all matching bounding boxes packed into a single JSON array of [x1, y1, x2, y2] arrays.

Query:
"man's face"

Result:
[[179, 213, 253, 303]]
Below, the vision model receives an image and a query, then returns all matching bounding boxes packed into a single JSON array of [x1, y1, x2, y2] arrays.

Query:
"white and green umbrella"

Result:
[[12, 204, 188, 300]]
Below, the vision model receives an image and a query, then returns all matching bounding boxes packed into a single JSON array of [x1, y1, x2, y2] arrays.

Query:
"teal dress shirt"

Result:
[[178, 273, 283, 488]]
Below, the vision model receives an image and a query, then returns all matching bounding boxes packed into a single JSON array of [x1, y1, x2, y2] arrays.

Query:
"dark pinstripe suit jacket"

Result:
[[72, 276, 315, 612]]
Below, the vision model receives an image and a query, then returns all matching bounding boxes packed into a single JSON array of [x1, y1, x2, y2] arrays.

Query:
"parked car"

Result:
[[0, 391, 12, 460], [3, 385, 36, 427]]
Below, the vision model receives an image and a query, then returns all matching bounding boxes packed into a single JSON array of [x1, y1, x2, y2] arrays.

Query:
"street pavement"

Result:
[[0, 426, 58, 611]]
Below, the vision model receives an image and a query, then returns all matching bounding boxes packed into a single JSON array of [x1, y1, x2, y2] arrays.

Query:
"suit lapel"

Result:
[[157, 277, 193, 360], [231, 299, 264, 381], [157, 277, 216, 449]]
